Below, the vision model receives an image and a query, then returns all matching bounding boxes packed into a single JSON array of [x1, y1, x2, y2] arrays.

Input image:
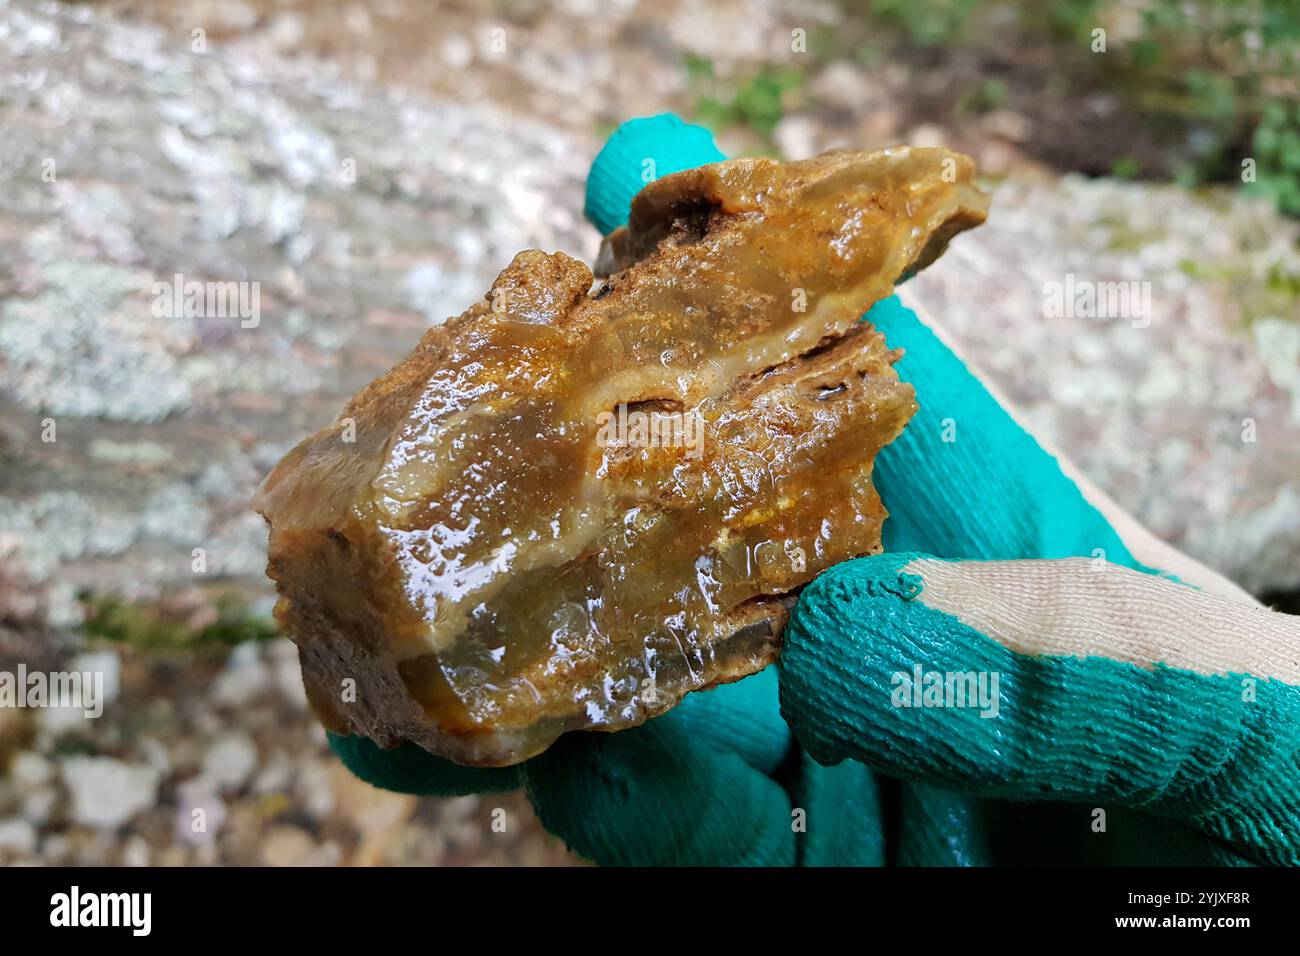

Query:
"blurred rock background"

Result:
[[0, 0, 1296, 865]]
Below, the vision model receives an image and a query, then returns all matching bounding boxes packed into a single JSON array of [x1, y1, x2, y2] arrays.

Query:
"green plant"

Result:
[[685, 55, 804, 148], [866, 0, 979, 47], [840, 0, 1300, 216], [1248, 101, 1300, 216]]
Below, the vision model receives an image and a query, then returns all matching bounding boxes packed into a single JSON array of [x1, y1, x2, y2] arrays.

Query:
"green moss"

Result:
[[49, 737, 99, 758], [1097, 214, 1162, 253], [82, 592, 278, 650], [1110, 157, 1140, 180], [1266, 263, 1300, 299], [1179, 258, 1300, 327]]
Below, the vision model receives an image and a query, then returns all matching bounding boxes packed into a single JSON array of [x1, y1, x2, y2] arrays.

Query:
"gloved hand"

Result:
[[331, 115, 1300, 866]]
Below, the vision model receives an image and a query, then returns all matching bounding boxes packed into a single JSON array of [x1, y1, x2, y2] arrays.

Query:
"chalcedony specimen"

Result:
[[255, 148, 989, 765]]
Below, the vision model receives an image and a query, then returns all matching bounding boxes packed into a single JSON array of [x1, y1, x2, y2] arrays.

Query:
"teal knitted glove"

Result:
[[335, 660, 891, 865], [782, 552, 1300, 866], [331, 115, 1299, 866]]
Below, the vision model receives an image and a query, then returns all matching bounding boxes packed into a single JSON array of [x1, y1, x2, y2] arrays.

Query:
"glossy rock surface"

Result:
[[255, 149, 988, 765]]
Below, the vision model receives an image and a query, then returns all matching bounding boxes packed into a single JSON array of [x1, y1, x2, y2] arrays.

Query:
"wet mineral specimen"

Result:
[[255, 148, 988, 765]]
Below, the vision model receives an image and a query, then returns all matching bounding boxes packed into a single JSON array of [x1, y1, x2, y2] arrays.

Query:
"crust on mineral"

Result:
[[254, 147, 988, 766]]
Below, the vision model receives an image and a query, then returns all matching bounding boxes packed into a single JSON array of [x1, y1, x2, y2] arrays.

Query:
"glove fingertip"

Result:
[[328, 732, 522, 796], [584, 113, 725, 236], [523, 722, 795, 867], [779, 552, 934, 765]]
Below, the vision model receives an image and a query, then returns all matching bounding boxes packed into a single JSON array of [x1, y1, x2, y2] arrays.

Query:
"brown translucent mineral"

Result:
[[254, 148, 988, 765]]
